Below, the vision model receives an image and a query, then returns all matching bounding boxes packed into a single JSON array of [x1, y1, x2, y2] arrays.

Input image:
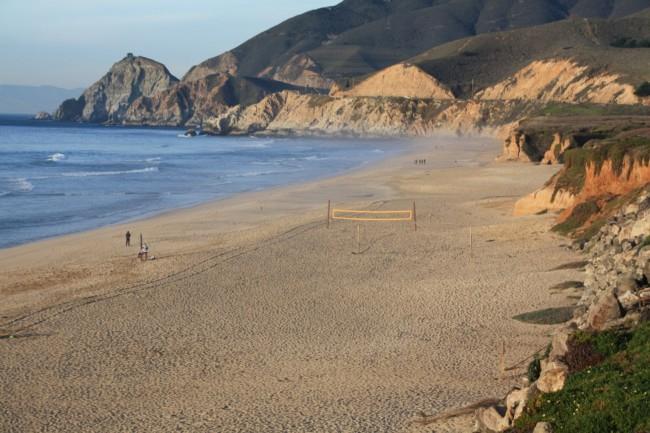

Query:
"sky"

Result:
[[0, 0, 336, 89]]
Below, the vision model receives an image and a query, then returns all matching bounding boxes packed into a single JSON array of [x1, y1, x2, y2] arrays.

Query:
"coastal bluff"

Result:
[[55, 54, 179, 123]]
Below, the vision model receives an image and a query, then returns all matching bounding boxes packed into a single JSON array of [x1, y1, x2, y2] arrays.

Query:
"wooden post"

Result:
[[499, 340, 506, 380], [470, 226, 473, 253], [140, 233, 143, 249], [327, 200, 331, 229], [413, 201, 417, 232], [356, 224, 361, 254]]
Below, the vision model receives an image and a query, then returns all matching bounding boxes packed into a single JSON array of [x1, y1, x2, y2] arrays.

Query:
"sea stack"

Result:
[[54, 54, 179, 123]]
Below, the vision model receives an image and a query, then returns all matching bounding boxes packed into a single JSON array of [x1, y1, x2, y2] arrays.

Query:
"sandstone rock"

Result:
[[618, 290, 641, 311], [475, 406, 510, 433], [549, 328, 571, 361], [513, 186, 576, 216], [477, 59, 640, 105], [616, 273, 638, 294], [586, 294, 622, 331], [533, 421, 554, 433], [330, 63, 455, 100], [505, 386, 537, 422], [537, 360, 569, 393]]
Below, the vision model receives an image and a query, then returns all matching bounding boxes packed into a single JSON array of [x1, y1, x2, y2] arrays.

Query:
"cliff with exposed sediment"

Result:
[[477, 59, 643, 105], [205, 90, 535, 137], [514, 131, 650, 221], [329, 63, 455, 100]]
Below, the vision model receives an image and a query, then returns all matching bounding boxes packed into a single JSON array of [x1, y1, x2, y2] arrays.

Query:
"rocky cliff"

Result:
[[123, 74, 309, 126], [477, 59, 643, 105], [205, 90, 539, 137], [499, 115, 650, 163], [54, 54, 178, 123], [514, 130, 650, 224]]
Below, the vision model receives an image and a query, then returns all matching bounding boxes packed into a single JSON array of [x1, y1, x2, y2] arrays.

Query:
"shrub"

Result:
[[636, 82, 650, 97], [528, 356, 542, 383]]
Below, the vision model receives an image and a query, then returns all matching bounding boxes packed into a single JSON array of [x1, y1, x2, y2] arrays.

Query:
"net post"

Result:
[[327, 200, 331, 229], [357, 224, 361, 254], [412, 201, 417, 232], [140, 233, 143, 249]]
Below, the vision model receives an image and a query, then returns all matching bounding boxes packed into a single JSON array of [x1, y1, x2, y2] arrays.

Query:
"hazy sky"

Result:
[[0, 0, 335, 88]]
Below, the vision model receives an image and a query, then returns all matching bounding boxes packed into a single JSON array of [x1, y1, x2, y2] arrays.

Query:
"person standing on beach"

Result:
[[125, 231, 131, 247]]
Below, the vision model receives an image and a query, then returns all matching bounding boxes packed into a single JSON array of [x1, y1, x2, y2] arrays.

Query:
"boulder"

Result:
[[586, 293, 622, 331], [506, 386, 537, 422], [537, 360, 569, 393], [616, 273, 638, 295], [475, 406, 510, 433], [533, 421, 554, 433], [549, 328, 572, 361], [617, 290, 641, 311]]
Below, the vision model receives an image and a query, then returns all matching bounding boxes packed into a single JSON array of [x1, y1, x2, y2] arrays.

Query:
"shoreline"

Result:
[[0, 134, 582, 433]]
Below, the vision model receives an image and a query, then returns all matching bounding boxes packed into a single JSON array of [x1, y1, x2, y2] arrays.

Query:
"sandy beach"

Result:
[[0, 135, 582, 432]]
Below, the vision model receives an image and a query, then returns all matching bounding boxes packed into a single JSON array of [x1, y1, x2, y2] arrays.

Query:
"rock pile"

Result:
[[577, 189, 650, 331], [474, 188, 650, 433]]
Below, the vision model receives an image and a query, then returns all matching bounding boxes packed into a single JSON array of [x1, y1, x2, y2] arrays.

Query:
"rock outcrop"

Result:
[[54, 54, 179, 123], [206, 90, 536, 137], [124, 74, 307, 126], [329, 63, 455, 100], [499, 116, 650, 164], [478, 59, 642, 105], [258, 54, 333, 90]]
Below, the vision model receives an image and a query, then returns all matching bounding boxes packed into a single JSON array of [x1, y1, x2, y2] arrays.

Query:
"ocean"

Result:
[[0, 115, 398, 249]]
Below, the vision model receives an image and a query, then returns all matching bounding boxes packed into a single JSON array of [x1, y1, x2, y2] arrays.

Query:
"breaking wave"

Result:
[[61, 167, 159, 177], [47, 153, 66, 162]]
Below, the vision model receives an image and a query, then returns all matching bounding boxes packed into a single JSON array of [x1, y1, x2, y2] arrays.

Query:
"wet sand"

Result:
[[0, 136, 581, 432]]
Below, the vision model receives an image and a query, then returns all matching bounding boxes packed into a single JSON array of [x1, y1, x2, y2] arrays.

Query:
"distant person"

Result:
[[138, 243, 149, 261], [125, 231, 131, 247]]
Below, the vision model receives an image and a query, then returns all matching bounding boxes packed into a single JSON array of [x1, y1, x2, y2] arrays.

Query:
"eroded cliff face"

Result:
[[206, 90, 532, 137], [499, 116, 650, 163], [54, 55, 179, 123], [329, 63, 455, 100], [478, 59, 641, 105], [515, 150, 650, 221]]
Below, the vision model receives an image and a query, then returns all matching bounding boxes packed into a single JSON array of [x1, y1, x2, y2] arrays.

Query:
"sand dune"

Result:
[[0, 136, 581, 432]]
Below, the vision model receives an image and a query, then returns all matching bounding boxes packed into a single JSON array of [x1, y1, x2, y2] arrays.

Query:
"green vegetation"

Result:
[[513, 307, 576, 325], [640, 236, 650, 249], [611, 37, 650, 48], [538, 103, 650, 117], [636, 82, 650, 97], [527, 357, 542, 383], [553, 136, 650, 198], [553, 199, 600, 236], [513, 323, 650, 433]]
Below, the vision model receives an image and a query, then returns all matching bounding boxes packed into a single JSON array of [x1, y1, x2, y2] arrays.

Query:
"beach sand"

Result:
[[0, 136, 582, 432]]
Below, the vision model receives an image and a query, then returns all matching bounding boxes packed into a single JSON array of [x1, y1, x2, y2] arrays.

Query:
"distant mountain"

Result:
[[54, 0, 650, 127], [185, 0, 650, 86], [0, 85, 84, 115]]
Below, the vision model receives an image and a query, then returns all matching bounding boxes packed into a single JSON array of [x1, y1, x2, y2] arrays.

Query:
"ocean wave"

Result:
[[61, 167, 159, 177], [145, 157, 162, 163], [0, 177, 34, 196], [47, 152, 66, 162]]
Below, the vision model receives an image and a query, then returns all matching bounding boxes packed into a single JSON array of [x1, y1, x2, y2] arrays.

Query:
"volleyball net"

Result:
[[327, 201, 417, 230]]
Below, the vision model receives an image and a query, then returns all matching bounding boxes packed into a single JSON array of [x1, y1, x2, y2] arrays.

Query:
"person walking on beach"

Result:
[[125, 230, 131, 247]]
